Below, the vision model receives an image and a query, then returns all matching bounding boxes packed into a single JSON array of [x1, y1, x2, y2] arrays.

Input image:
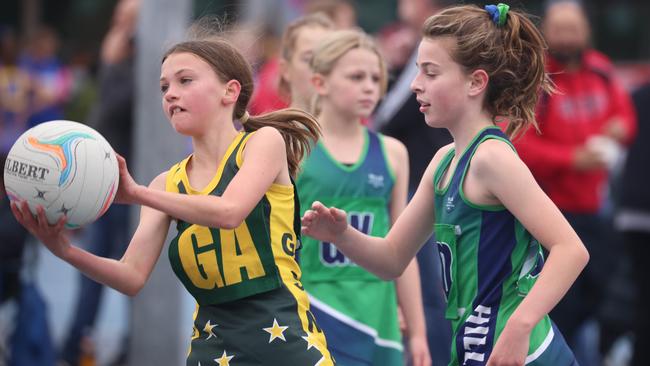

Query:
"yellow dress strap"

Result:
[[235, 131, 256, 168], [165, 158, 188, 193]]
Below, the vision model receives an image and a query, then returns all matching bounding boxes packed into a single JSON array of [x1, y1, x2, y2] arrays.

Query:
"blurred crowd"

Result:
[[1, 0, 650, 365]]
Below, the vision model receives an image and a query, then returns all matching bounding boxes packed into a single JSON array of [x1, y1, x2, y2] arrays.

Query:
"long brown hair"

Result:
[[423, 5, 554, 138], [162, 38, 320, 178]]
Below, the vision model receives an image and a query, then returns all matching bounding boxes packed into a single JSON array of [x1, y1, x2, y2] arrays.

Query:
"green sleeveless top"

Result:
[[297, 129, 395, 282], [433, 127, 552, 365]]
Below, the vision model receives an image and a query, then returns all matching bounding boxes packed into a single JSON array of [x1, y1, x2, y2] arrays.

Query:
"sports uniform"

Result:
[[433, 127, 577, 365], [297, 128, 403, 365], [166, 131, 334, 366]]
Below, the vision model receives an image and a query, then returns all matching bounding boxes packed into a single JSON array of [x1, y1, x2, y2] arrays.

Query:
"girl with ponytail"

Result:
[[12, 29, 335, 365], [302, 4, 588, 365]]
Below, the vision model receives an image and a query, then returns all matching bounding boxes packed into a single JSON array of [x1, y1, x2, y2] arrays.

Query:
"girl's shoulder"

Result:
[[378, 134, 407, 160], [470, 138, 521, 179], [238, 127, 288, 169], [245, 126, 285, 148], [416, 143, 454, 190], [151, 170, 169, 190], [240, 127, 286, 156], [431, 143, 454, 166]]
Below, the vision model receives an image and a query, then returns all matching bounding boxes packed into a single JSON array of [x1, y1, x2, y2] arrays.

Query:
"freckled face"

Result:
[[160, 52, 226, 135]]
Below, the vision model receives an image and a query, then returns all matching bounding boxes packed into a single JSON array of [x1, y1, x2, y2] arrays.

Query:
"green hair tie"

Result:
[[497, 3, 510, 26], [485, 3, 510, 27]]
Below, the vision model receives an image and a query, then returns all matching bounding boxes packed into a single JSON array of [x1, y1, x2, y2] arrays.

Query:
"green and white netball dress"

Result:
[[433, 126, 577, 366], [297, 129, 403, 366], [166, 132, 334, 366]]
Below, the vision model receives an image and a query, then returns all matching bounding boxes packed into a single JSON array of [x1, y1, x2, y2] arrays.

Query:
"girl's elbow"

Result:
[[122, 276, 147, 297], [122, 286, 139, 297], [219, 215, 244, 230], [379, 264, 406, 281], [378, 272, 398, 281], [579, 245, 590, 268], [215, 204, 245, 229]]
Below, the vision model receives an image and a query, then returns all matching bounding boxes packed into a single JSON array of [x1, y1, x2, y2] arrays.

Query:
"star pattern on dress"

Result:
[[263, 318, 289, 343], [203, 319, 218, 340], [302, 333, 318, 350], [214, 350, 234, 366]]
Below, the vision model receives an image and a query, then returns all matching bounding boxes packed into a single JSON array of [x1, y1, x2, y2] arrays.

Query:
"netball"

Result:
[[3, 120, 119, 228]]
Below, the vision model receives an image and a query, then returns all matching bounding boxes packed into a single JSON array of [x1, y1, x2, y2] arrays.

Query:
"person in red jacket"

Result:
[[514, 0, 636, 363]]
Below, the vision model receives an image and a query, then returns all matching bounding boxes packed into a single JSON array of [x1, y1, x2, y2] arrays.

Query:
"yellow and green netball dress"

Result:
[[166, 131, 334, 366], [297, 129, 403, 366], [434, 126, 577, 366]]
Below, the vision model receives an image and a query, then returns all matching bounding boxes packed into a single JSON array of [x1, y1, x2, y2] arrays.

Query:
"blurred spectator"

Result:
[[248, 1, 357, 115], [615, 82, 650, 366], [19, 25, 72, 127], [514, 1, 637, 363], [304, 0, 357, 30], [245, 25, 289, 115], [63, 50, 98, 124], [59, 1, 139, 365], [373, 1, 453, 365], [278, 13, 334, 112], [1, 153, 56, 366], [0, 152, 27, 363], [0, 26, 34, 154]]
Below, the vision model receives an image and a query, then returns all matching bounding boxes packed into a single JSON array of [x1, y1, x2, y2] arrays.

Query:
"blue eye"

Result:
[[160, 84, 168, 93]]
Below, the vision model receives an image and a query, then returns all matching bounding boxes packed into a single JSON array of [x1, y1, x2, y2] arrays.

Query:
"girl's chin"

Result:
[[355, 110, 375, 120], [171, 123, 196, 136], [424, 117, 444, 128]]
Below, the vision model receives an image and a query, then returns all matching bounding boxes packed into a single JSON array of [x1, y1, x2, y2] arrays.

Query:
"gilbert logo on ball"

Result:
[[3, 120, 119, 228]]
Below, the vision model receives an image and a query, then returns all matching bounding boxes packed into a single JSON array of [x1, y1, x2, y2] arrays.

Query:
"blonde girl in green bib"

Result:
[[292, 28, 430, 366]]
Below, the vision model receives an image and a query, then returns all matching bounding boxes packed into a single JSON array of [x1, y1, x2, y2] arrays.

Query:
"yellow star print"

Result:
[[215, 350, 234, 366], [302, 333, 318, 350], [263, 318, 289, 343], [204, 320, 218, 340]]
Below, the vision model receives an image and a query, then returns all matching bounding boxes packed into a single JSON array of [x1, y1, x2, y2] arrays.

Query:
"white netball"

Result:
[[3, 120, 119, 228]]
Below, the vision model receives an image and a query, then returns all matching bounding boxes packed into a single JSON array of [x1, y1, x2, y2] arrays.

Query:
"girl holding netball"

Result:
[[12, 30, 335, 365]]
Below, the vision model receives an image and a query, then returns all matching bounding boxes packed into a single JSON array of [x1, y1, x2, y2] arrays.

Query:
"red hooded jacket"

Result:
[[514, 50, 637, 213]]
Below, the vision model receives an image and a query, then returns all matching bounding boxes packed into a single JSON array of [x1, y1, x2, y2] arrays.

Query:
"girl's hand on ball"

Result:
[[10, 200, 70, 258], [114, 154, 142, 205]]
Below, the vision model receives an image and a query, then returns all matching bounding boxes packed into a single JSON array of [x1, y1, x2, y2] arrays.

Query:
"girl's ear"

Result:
[[222, 79, 242, 105], [468, 69, 489, 97], [311, 73, 328, 96], [279, 58, 290, 85]]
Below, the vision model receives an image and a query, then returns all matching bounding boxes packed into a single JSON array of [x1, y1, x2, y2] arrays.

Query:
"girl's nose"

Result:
[[410, 74, 423, 93]]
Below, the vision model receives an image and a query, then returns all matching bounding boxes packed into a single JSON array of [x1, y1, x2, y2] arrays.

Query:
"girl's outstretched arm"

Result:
[[471, 140, 589, 366], [302, 145, 450, 279], [117, 127, 289, 229], [11, 173, 172, 296]]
